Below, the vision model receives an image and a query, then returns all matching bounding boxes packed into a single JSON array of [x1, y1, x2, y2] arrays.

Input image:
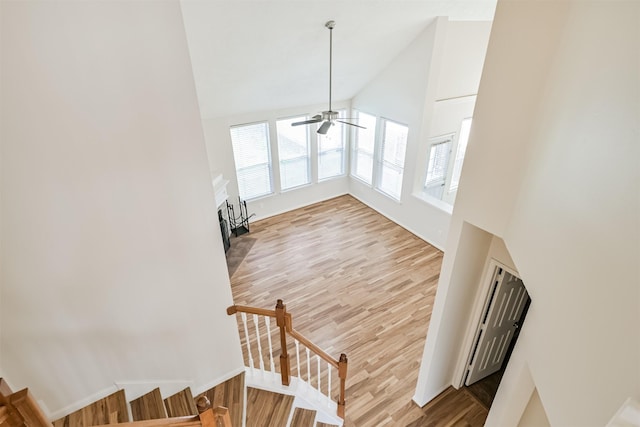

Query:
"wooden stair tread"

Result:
[[245, 387, 293, 427], [196, 372, 244, 427], [316, 423, 339, 427], [130, 388, 167, 421], [53, 389, 129, 427], [163, 388, 197, 417], [290, 407, 316, 426]]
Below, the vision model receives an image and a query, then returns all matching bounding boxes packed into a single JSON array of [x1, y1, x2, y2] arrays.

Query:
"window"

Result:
[[230, 122, 273, 200], [317, 110, 346, 180], [377, 119, 408, 200], [276, 116, 310, 190], [422, 117, 472, 206], [449, 118, 472, 192], [424, 137, 452, 199], [351, 111, 377, 185]]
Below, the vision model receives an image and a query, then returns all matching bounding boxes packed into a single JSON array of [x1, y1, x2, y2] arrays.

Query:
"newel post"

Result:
[[275, 299, 291, 386], [338, 353, 348, 419]]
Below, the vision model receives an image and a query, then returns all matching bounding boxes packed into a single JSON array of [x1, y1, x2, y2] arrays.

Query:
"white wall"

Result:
[[350, 18, 492, 249], [416, 1, 640, 426], [518, 389, 550, 427], [201, 101, 351, 221], [0, 0, 243, 417], [436, 21, 492, 101]]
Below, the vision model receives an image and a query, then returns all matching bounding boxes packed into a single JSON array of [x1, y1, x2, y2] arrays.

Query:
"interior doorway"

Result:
[[460, 261, 531, 409]]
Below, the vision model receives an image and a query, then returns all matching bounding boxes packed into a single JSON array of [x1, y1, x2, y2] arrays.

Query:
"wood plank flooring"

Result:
[[230, 195, 488, 426], [163, 388, 197, 417], [53, 389, 129, 426], [130, 388, 167, 421], [196, 372, 244, 427], [245, 388, 294, 427], [290, 407, 316, 426]]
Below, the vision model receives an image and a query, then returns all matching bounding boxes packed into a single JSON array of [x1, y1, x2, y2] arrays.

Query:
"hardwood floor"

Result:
[[245, 388, 294, 427], [230, 195, 488, 426], [196, 372, 245, 427], [53, 389, 129, 426]]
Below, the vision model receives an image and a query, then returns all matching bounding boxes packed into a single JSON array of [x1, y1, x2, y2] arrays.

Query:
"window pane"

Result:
[[450, 118, 472, 191], [355, 152, 374, 184], [425, 140, 452, 187], [377, 119, 408, 200], [352, 111, 376, 184], [379, 163, 403, 199], [318, 111, 346, 180], [277, 116, 310, 190], [230, 122, 273, 200], [382, 121, 408, 167]]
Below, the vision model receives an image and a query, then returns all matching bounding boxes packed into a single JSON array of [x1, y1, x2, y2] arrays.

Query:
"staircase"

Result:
[[0, 300, 344, 427]]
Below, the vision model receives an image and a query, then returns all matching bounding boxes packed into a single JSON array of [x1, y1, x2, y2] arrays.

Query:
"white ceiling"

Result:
[[180, 1, 496, 119]]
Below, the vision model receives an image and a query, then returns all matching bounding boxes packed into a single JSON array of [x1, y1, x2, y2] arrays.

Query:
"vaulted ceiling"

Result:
[[180, 1, 496, 119]]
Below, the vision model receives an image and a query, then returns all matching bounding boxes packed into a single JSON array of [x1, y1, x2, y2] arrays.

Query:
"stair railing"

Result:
[[0, 388, 51, 426], [227, 299, 348, 419], [91, 407, 231, 427]]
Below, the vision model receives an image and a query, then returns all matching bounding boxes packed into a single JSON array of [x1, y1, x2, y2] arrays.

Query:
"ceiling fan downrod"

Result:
[[326, 20, 335, 113]]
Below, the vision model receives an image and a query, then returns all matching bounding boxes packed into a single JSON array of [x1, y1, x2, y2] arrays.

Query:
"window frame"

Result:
[[229, 121, 274, 201], [350, 110, 377, 186], [317, 109, 348, 181], [375, 117, 409, 201], [275, 115, 312, 191]]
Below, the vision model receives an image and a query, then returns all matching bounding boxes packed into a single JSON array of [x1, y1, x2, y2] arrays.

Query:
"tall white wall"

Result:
[[350, 18, 491, 249], [201, 101, 351, 221], [0, 0, 243, 416], [415, 1, 640, 426]]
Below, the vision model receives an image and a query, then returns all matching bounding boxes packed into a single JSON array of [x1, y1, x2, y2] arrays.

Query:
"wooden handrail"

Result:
[[93, 407, 231, 427], [287, 328, 339, 369], [226, 305, 276, 318], [9, 388, 51, 426], [93, 416, 201, 427], [227, 299, 348, 419]]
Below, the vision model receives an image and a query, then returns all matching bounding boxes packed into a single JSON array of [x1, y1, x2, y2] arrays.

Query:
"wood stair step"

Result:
[[53, 389, 129, 427], [196, 372, 244, 427], [315, 423, 339, 427], [130, 388, 167, 421], [163, 387, 197, 417], [290, 407, 316, 426], [245, 387, 294, 427]]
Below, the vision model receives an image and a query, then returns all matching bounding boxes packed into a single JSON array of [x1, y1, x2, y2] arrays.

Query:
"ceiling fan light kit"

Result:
[[292, 20, 365, 135]]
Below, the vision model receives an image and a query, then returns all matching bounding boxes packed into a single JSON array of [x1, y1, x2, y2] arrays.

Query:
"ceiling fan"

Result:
[[292, 21, 365, 135]]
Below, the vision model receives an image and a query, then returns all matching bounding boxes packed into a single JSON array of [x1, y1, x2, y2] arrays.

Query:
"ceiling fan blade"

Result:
[[292, 116, 322, 126], [337, 120, 366, 130], [317, 120, 333, 135]]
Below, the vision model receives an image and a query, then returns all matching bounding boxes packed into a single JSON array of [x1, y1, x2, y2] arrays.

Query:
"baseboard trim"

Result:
[[348, 193, 446, 251], [412, 383, 450, 408]]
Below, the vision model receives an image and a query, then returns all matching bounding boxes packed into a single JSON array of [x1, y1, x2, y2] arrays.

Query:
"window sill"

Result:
[[412, 191, 453, 214]]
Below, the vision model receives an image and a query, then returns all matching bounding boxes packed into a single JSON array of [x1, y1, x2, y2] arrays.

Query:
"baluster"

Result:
[[327, 362, 332, 406], [295, 339, 301, 379], [252, 314, 265, 372], [306, 348, 311, 385], [317, 355, 321, 393], [265, 317, 275, 373], [240, 312, 254, 370]]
